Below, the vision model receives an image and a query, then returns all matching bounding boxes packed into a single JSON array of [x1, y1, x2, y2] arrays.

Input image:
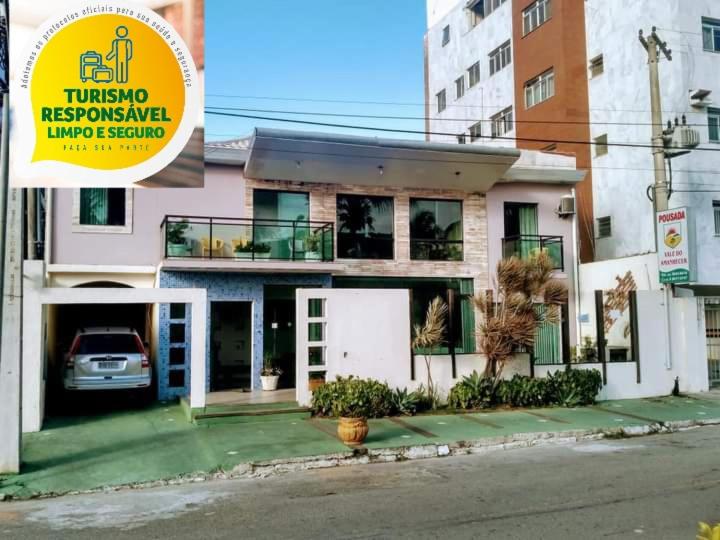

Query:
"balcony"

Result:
[[502, 235, 564, 271], [161, 216, 336, 268]]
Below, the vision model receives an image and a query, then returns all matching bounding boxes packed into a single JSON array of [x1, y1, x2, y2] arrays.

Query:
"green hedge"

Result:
[[448, 369, 603, 410], [311, 376, 432, 418], [312, 370, 603, 418]]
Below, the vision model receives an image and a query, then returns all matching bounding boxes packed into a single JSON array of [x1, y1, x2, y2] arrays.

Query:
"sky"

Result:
[[205, 0, 428, 142]]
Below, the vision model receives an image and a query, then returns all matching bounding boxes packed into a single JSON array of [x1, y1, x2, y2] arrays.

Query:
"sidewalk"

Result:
[[2, 396, 720, 500]]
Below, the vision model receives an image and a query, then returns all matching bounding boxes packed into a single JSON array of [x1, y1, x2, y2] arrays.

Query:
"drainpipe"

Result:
[[571, 188, 582, 352]]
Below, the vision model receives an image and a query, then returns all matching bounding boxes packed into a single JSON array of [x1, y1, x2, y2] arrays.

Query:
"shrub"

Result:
[[546, 369, 603, 407], [447, 371, 497, 409], [311, 376, 393, 418], [497, 374, 551, 408], [390, 387, 420, 416], [447, 369, 602, 410]]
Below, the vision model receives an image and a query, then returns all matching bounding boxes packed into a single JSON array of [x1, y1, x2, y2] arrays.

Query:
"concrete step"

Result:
[[181, 397, 312, 425], [195, 409, 312, 426]]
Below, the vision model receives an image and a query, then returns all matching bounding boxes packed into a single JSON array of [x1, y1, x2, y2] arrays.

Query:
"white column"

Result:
[[0, 189, 23, 473], [189, 292, 207, 409], [22, 260, 45, 433]]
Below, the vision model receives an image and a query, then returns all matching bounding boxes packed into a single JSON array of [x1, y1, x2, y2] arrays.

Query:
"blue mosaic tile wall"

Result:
[[157, 271, 331, 400]]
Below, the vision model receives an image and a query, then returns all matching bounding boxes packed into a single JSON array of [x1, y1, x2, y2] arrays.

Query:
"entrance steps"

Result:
[[181, 398, 311, 425]]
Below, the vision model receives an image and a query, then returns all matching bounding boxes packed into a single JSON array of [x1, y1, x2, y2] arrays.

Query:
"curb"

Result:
[[3, 417, 720, 501]]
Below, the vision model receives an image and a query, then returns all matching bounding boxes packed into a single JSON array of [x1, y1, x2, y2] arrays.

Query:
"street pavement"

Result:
[[2, 425, 720, 539], [4, 395, 720, 499]]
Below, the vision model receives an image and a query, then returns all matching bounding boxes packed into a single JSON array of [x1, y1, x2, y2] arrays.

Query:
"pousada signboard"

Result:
[[656, 207, 694, 284], [11, 1, 200, 187]]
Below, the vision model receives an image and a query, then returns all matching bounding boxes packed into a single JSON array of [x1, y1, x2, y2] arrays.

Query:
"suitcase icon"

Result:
[[92, 66, 113, 83], [79, 50, 113, 83]]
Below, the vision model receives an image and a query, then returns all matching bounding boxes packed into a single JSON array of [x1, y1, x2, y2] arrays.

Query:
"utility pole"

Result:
[[639, 27, 672, 213], [639, 27, 675, 373]]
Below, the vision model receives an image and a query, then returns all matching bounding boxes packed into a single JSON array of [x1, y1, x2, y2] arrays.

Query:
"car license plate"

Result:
[[98, 361, 119, 369]]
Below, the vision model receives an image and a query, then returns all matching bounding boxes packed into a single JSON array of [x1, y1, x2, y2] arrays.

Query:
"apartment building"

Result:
[[20, 128, 583, 430], [425, 0, 720, 263], [425, 0, 720, 389]]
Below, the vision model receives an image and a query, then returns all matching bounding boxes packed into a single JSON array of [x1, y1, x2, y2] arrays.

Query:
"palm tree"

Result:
[[412, 296, 448, 408], [475, 251, 568, 380]]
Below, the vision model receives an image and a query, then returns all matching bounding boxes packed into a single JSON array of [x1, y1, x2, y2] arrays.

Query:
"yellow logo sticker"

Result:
[[663, 225, 682, 248], [12, 2, 200, 186]]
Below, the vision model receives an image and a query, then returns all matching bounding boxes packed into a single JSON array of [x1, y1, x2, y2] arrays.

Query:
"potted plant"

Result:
[[233, 241, 254, 259], [304, 232, 322, 260], [261, 354, 283, 391], [166, 220, 190, 257], [254, 242, 272, 259], [329, 378, 372, 445]]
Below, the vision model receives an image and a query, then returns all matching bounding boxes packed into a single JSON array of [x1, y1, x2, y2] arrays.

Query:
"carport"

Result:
[[22, 270, 208, 435], [47, 282, 151, 412]]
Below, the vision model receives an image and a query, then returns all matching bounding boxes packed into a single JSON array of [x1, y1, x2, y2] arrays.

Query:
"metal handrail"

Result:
[[160, 214, 334, 228], [501, 234, 564, 270], [162, 215, 335, 262]]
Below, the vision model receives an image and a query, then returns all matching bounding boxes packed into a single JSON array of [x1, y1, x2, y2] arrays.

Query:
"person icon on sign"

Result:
[[106, 26, 133, 84]]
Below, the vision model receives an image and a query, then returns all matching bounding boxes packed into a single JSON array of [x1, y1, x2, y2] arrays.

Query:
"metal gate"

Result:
[[707, 306, 720, 387]]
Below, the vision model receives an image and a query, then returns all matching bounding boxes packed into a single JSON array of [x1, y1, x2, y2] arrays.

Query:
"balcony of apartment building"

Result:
[[499, 202, 564, 271], [159, 215, 344, 273], [502, 234, 564, 270]]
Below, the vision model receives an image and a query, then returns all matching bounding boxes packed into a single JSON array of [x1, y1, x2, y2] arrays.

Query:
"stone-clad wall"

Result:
[[244, 179, 489, 299], [157, 271, 332, 399]]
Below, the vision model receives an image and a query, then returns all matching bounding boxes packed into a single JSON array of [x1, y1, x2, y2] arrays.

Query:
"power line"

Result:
[[206, 93, 698, 115], [206, 110, 720, 153], [205, 105, 712, 129]]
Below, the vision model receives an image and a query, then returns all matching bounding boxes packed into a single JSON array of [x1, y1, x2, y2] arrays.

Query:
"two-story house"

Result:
[[22, 128, 583, 430]]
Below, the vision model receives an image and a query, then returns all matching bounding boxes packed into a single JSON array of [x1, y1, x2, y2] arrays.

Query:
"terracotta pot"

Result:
[[337, 417, 369, 445], [308, 378, 325, 392]]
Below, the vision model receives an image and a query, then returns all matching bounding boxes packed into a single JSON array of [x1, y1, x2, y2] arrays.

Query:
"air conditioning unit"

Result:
[[557, 195, 576, 217], [689, 89, 713, 109]]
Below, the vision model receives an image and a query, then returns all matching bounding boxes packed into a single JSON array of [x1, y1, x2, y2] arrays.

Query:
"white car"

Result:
[[63, 327, 152, 393]]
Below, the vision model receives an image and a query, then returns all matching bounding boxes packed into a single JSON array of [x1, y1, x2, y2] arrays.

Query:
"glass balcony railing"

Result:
[[161, 215, 335, 262], [502, 235, 564, 270]]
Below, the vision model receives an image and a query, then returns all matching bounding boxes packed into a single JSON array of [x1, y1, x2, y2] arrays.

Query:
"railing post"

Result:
[[209, 218, 213, 260], [292, 221, 297, 261], [163, 218, 168, 259], [251, 218, 256, 261]]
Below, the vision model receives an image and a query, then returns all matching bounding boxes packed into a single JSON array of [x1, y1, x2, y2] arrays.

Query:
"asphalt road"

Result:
[[2, 426, 720, 539]]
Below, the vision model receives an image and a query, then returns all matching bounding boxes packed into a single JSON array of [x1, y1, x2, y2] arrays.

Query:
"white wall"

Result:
[[297, 289, 547, 407], [297, 287, 708, 405], [578, 252, 659, 342]]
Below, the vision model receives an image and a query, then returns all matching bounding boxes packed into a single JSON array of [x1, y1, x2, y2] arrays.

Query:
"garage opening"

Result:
[[45, 282, 153, 416]]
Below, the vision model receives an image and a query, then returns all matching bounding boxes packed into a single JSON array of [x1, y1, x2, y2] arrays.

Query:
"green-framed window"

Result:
[[333, 277, 475, 354], [79, 188, 126, 226]]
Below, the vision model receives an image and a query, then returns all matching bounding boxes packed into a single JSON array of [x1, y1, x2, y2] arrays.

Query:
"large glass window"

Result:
[[336, 194, 394, 259], [253, 189, 309, 222], [410, 198, 463, 261], [79, 188, 126, 226]]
